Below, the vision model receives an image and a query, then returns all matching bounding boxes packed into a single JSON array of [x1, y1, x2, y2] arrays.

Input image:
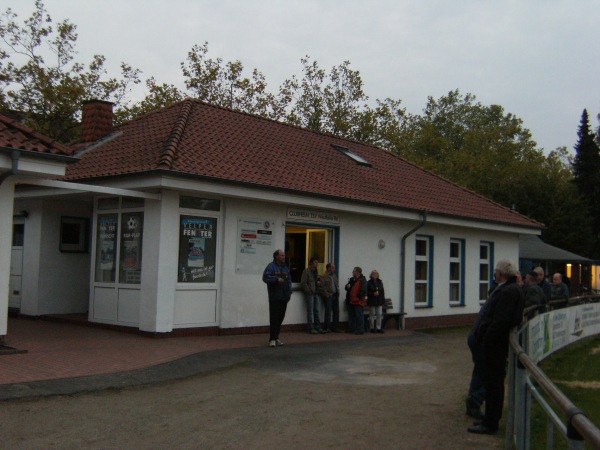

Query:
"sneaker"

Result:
[[269, 340, 276, 347], [319, 329, 328, 334], [275, 339, 284, 346], [310, 329, 319, 334], [377, 329, 384, 334]]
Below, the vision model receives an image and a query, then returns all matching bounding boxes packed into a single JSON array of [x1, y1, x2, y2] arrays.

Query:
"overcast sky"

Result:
[[3, 0, 599, 154]]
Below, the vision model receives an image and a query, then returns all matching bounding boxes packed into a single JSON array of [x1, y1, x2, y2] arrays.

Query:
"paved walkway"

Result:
[[0, 317, 411, 399]]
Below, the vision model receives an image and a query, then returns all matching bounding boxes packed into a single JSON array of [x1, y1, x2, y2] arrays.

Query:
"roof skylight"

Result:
[[331, 144, 371, 167]]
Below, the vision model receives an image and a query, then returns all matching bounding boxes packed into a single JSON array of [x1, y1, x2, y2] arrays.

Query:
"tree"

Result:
[[0, 1, 140, 142], [571, 109, 600, 257], [114, 77, 183, 123], [180, 42, 277, 119], [277, 57, 370, 136]]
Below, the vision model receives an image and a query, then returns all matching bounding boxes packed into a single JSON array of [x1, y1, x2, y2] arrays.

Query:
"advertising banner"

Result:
[[527, 303, 600, 363]]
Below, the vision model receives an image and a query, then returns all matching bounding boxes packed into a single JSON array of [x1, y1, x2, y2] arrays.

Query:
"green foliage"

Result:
[[572, 110, 600, 257], [540, 335, 600, 381], [181, 42, 277, 119], [0, 0, 140, 142]]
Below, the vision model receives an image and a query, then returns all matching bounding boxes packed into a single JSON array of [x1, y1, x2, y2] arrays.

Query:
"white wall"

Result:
[[0, 179, 15, 336], [218, 199, 521, 330], [402, 222, 519, 318], [16, 198, 92, 315]]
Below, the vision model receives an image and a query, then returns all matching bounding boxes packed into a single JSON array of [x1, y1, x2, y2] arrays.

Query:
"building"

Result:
[[2, 99, 543, 338]]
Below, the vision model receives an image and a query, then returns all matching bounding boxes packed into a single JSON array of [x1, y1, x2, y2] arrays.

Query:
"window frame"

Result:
[[415, 235, 433, 307], [479, 241, 494, 302], [449, 238, 465, 306]]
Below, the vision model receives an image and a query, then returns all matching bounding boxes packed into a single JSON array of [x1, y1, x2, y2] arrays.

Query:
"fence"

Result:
[[506, 296, 600, 449]]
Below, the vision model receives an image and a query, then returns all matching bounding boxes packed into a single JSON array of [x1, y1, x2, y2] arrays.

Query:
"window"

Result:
[[479, 242, 494, 302], [449, 239, 465, 305], [415, 235, 433, 306], [12, 223, 24, 247], [94, 197, 144, 284], [119, 212, 143, 284], [95, 214, 118, 282], [331, 144, 371, 167], [285, 225, 335, 283], [60, 217, 89, 253], [178, 216, 218, 283], [179, 195, 220, 211]]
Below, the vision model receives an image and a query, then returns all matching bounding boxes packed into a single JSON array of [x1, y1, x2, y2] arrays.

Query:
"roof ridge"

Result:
[[157, 99, 194, 169]]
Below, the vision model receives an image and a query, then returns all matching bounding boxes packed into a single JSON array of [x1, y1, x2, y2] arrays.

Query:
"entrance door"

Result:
[[9, 223, 24, 310]]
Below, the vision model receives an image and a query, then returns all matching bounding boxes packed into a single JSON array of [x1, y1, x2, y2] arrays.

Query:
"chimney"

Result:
[[81, 100, 114, 142]]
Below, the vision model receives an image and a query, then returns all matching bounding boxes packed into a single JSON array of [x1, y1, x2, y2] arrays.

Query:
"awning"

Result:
[[519, 234, 592, 263]]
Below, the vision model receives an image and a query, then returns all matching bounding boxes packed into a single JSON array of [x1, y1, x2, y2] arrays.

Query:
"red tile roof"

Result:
[[65, 99, 541, 229], [0, 113, 73, 155]]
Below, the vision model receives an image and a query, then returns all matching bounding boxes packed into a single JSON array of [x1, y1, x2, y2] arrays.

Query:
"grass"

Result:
[[529, 335, 600, 450]]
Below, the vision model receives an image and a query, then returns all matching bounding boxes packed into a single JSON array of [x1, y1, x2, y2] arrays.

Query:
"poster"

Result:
[[95, 214, 118, 282], [235, 217, 274, 274], [119, 212, 143, 284], [178, 216, 217, 283]]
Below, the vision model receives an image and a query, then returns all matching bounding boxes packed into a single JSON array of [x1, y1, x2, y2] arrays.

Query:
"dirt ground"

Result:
[[0, 328, 503, 449]]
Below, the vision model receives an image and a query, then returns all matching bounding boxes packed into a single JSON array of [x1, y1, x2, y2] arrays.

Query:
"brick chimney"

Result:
[[81, 100, 114, 142]]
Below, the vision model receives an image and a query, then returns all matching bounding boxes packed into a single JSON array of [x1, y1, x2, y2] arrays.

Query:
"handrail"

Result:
[[509, 331, 600, 448]]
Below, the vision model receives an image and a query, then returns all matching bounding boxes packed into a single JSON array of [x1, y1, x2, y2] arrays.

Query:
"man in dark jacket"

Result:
[[262, 249, 292, 347], [345, 267, 367, 334], [534, 266, 551, 312], [467, 259, 525, 435], [524, 270, 545, 319]]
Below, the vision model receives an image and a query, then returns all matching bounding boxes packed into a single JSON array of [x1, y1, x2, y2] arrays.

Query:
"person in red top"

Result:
[[345, 266, 367, 334]]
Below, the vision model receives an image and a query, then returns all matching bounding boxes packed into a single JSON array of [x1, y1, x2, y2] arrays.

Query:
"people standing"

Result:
[[367, 270, 385, 333], [550, 272, 570, 308], [345, 267, 367, 334], [262, 249, 292, 347], [467, 259, 524, 435], [301, 257, 325, 334], [533, 266, 551, 311], [524, 270, 545, 319], [319, 262, 340, 332]]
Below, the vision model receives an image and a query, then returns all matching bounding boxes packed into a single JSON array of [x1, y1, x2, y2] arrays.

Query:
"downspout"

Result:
[[0, 150, 20, 185], [400, 210, 427, 329]]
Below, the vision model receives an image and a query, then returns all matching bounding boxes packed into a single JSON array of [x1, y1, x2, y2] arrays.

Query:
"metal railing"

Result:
[[506, 298, 600, 449]]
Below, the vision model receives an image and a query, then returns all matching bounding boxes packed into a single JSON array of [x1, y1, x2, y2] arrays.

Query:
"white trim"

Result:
[[14, 177, 161, 200]]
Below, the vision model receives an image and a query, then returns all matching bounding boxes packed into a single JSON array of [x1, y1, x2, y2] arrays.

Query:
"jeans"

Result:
[[369, 305, 383, 330], [304, 293, 322, 331], [349, 304, 365, 333], [324, 294, 339, 331]]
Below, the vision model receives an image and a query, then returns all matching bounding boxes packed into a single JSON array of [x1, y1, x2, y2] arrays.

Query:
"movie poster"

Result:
[[178, 216, 217, 283]]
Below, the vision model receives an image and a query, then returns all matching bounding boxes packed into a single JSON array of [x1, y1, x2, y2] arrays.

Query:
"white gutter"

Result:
[[400, 210, 428, 327]]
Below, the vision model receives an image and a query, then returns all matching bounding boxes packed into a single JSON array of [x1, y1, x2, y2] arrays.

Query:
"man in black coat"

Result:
[[467, 259, 525, 435]]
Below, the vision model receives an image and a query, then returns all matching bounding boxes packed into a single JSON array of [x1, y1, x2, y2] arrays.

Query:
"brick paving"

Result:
[[0, 317, 409, 386]]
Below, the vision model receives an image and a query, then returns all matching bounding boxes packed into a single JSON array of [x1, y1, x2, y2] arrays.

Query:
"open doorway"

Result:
[[285, 225, 335, 283]]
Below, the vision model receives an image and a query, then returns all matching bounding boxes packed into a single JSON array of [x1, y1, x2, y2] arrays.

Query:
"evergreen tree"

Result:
[[572, 109, 600, 257]]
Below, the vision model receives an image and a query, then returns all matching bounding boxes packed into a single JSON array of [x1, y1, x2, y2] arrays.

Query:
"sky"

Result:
[[2, 0, 600, 154]]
